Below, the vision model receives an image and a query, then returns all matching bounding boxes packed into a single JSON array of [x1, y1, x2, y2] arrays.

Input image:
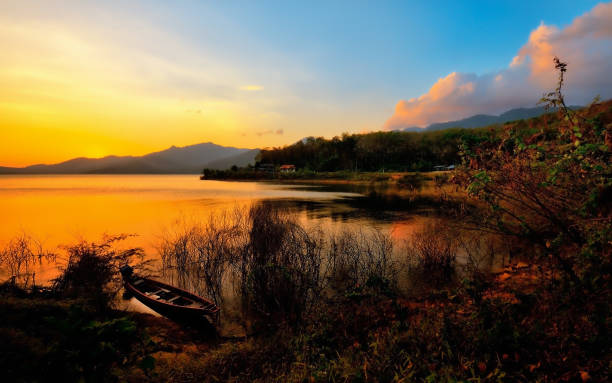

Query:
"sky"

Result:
[[1, 0, 611, 167]]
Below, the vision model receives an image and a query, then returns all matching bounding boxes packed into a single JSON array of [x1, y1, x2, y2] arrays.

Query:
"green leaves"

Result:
[[467, 171, 491, 195]]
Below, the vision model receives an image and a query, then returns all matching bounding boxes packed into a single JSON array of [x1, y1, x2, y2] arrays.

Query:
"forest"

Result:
[[257, 127, 495, 172]]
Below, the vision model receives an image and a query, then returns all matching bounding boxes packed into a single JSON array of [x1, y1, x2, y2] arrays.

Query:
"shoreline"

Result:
[[200, 170, 453, 185]]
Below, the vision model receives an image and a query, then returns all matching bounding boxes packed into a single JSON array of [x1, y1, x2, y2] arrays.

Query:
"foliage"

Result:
[[158, 204, 402, 332], [326, 229, 398, 294], [0, 295, 152, 383], [159, 213, 240, 306], [405, 220, 458, 285], [456, 58, 612, 288], [178, 271, 610, 382], [235, 203, 325, 331], [256, 129, 495, 173], [53, 234, 147, 311], [159, 204, 326, 332]]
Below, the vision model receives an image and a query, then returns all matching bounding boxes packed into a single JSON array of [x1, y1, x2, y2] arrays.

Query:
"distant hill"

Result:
[[0, 143, 259, 174], [403, 105, 581, 132], [203, 149, 260, 170]]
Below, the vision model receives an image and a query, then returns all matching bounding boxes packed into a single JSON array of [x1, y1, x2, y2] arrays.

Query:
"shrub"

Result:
[[0, 233, 55, 288], [326, 229, 397, 294], [53, 235, 146, 311], [159, 203, 325, 332], [236, 203, 324, 331], [456, 58, 612, 288], [405, 220, 458, 283]]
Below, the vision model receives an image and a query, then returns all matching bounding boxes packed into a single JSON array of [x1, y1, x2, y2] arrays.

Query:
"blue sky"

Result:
[[158, 1, 603, 102], [1, 1, 610, 165]]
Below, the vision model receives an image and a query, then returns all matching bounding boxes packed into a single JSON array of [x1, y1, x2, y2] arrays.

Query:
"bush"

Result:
[[158, 204, 401, 332], [456, 59, 612, 289], [234, 203, 324, 331], [326, 229, 397, 294], [0, 296, 150, 383], [405, 220, 458, 284], [159, 203, 325, 332], [53, 235, 146, 311]]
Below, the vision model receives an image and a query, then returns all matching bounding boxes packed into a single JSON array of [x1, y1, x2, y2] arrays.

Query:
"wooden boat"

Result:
[[120, 265, 219, 322]]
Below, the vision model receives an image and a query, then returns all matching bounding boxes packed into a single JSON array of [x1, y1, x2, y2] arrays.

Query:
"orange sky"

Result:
[[0, 21, 294, 167], [2, 1, 609, 167], [0, 3, 379, 167]]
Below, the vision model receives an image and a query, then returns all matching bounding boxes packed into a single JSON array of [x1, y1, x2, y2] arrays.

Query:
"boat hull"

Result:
[[121, 271, 219, 322]]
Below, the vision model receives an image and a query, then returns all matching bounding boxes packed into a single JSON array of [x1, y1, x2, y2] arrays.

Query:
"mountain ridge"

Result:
[[0, 142, 259, 174], [402, 105, 581, 132], [1, 106, 584, 174]]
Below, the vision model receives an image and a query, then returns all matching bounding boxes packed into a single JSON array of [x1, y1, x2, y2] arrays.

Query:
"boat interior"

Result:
[[131, 278, 217, 311]]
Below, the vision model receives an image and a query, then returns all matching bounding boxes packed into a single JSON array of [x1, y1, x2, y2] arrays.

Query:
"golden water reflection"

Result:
[[0, 175, 428, 283]]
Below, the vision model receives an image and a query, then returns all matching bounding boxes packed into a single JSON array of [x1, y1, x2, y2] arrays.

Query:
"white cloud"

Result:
[[384, 2, 612, 130]]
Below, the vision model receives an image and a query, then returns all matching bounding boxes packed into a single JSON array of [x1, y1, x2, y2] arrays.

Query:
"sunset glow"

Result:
[[1, 1, 609, 166], [1, 3, 611, 380]]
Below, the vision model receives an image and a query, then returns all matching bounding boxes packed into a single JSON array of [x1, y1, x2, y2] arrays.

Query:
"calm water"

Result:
[[1, 175, 506, 327], [0, 174, 427, 282]]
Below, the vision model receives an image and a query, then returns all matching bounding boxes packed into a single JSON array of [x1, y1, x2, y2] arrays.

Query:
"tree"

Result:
[[457, 57, 612, 286]]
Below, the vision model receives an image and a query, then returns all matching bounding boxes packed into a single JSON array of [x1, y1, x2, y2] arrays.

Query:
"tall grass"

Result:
[[0, 233, 55, 288], [326, 228, 397, 292], [236, 203, 324, 330], [158, 203, 404, 331], [404, 220, 458, 284], [158, 211, 243, 306]]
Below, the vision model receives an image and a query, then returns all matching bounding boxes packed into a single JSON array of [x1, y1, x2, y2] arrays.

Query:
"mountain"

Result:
[[0, 143, 259, 174], [403, 106, 581, 132], [202, 149, 260, 170]]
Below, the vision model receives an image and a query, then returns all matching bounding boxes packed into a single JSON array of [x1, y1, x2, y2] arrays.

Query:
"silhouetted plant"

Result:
[[0, 233, 55, 288], [159, 211, 243, 306], [53, 234, 147, 310], [405, 220, 458, 284], [235, 202, 324, 331], [539, 57, 573, 123], [326, 228, 397, 293], [159, 203, 326, 331]]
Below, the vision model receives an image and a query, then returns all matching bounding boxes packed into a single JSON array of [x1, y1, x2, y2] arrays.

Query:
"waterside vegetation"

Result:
[[1, 60, 611, 382]]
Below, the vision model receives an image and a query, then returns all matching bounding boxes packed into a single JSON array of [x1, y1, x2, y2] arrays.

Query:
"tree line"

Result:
[[256, 127, 498, 172]]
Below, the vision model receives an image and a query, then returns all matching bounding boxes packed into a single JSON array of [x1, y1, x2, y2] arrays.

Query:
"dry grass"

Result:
[[404, 219, 459, 284], [0, 233, 55, 288], [158, 203, 403, 332]]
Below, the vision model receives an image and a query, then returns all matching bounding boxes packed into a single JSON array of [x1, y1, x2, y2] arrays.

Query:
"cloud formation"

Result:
[[384, 2, 612, 130]]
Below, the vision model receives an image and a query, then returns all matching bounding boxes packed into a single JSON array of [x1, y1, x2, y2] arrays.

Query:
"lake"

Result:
[[0, 174, 431, 283]]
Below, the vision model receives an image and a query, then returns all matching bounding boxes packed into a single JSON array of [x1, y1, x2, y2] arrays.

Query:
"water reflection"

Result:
[[0, 175, 511, 335], [0, 175, 434, 251], [0, 175, 465, 287]]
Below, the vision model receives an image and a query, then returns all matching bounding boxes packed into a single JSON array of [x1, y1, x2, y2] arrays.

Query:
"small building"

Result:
[[279, 164, 296, 173]]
